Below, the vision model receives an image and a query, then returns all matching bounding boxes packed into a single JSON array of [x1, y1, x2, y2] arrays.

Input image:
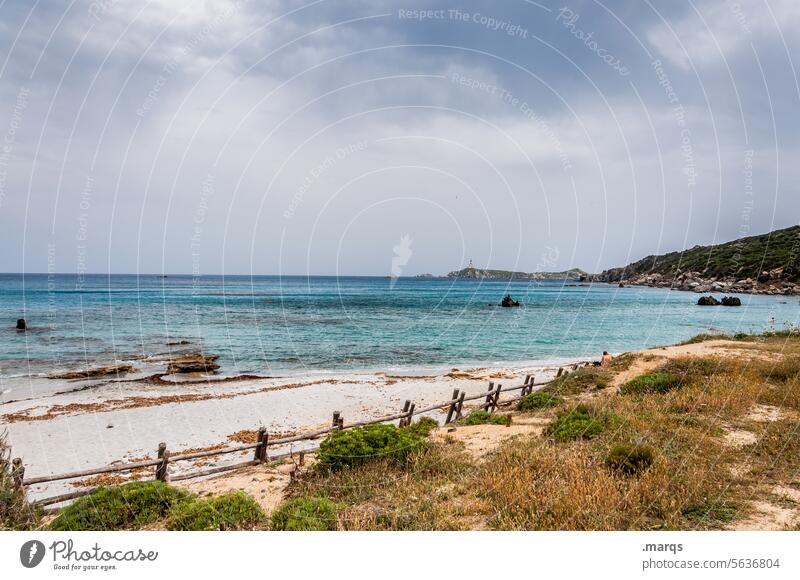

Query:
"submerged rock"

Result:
[[16, 318, 26, 330], [697, 296, 720, 306], [166, 353, 220, 374], [721, 296, 742, 306], [500, 294, 520, 307], [48, 364, 134, 380]]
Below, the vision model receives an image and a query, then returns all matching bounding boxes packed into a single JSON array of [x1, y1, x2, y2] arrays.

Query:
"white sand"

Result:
[[3, 362, 571, 500]]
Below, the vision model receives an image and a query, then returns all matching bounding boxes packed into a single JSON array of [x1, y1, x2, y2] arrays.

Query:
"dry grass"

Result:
[[287, 438, 485, 530]]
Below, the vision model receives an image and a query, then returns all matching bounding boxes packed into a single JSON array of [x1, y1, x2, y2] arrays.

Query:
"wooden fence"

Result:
[[10, 365, 583, 508]]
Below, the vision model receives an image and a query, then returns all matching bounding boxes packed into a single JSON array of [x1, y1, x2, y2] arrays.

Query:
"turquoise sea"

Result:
[[1, 273, 798, 378]]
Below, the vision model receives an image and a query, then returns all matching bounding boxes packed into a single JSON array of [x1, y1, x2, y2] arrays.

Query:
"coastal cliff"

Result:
[[592, 225, 800, 295]]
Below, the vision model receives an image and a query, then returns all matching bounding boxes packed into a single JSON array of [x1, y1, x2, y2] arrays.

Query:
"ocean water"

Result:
[[1, 273, 798, 378]]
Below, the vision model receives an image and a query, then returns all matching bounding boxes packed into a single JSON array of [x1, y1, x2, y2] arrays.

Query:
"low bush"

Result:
[[605, 443, 655, 476], [49, 481, 192, 531], [544, 367, 611, 395], [317, 424, 426, 470], [463, 410, 509, 426], [620, 372, 682, 395], [404, 416, 439, 437], [545, 405, 617, 442], [761, 356, 800, 383], [270, 496, 338, 531], [166, 491, 265, 531], [517, 392, 563, 412]]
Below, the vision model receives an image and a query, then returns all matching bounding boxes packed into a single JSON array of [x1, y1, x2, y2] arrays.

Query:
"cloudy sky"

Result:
[[0, 0, 798, 276]]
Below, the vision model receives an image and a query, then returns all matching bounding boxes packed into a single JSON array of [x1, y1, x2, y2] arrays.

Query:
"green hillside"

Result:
[[598, 226, 800, 283]]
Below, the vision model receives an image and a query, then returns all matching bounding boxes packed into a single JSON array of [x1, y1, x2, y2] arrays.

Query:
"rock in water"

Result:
[[500, 294, 520, 307], [167, 353, 221, 374], [697, 296, 720, 306], [721, 296, 742, 306], [16, 318, 26, 330], [48, 364, 134, 379]]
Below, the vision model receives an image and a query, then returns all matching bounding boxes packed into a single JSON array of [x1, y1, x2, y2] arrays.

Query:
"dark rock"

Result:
[[697, 296, 720, 306], [721, 296, 742, 306], [758, 271, 771, 283], [500, 294, 520, 307], [16, 318, 26, 330], [618, 282, 625, 288]]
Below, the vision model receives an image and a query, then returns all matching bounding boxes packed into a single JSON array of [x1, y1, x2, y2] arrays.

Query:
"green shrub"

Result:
[[166, 491, 265, 531], [545, 367, 611, 395], [545, 405, 617, 442], [517, 391, 563, 412], [317, 424, 426, 470], [463, 410, 509, 426], [404, 416, 438, 437], [271, 497, 338, 531], [605, 443, 655, 476], [661, 357, 719, 380], [620, 372, 682, 395], [49, 481, 192, 531]]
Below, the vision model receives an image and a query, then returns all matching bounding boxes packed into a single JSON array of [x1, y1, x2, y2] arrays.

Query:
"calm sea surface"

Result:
[[1, 273, 798, 377]]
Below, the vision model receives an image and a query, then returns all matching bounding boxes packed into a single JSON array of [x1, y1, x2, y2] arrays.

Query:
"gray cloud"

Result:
[[0, 0, 797, 275]]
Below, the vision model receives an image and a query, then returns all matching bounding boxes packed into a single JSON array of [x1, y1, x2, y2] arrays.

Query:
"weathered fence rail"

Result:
[[11, 366, 586, 508]]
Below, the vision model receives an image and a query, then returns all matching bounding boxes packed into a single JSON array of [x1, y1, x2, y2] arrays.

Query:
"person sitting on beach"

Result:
[[601, 351, 613, 365]]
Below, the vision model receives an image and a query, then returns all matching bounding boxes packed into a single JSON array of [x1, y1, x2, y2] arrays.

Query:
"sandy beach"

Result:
[[3, 358, 570, 500]]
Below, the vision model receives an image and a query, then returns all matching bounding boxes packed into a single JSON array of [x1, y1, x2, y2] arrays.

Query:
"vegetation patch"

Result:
[[683, 499, 739, 527], [462, 410, 509, 426], [605, 443, 655, 476], [317, 424, 427, 470], [760, 356, 800, 384], [166, 492, 265, 531], [517, 391, 563, 412], [49, 481, 192, 531], [270, 496, 339, 531], [544, 367, 611, 395], [545, 405, 618, 442], [404, 416, 439, 437], [1, 437, 39, 530], [620, 372, 682, 395]]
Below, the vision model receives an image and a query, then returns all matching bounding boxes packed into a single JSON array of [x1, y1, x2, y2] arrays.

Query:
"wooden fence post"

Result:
[[405, 402, 416, 426], [337, 415, 344, 430], [399, 400, 411, 427], [11, 458, 24, 491], [444, 389, 460, 424], [455, 391, 465, 420], [483, 382, 494, 409], [299, 451, 305, 467], [557, 367, 564, 377], [155, 443, 169, 482], [491, 383, 502, 412], [332, 411, 341, 430], [254, 427, 268, 463]]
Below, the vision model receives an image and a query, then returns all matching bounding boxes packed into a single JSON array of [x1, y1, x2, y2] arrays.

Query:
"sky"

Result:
[[0, 0, 798, 276]]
